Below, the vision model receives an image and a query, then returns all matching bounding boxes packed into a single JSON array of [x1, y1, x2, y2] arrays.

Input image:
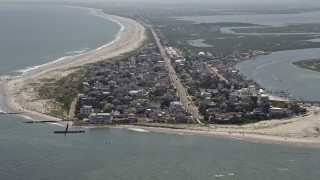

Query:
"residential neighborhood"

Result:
[[72, 27, 307, 126], [74, 43, 191, 124], [153, 27, 306, 124], [173, 50, 307, 123]]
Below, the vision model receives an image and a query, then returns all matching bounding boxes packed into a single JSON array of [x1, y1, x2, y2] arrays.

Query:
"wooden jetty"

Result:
[[54, 130, 85, 134], [25, 120, 57, 123], [0, 112, 25, 115], [54, 123, 85, 135]]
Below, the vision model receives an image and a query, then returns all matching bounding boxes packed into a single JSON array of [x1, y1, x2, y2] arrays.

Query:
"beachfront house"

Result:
[[269, 108, 294, 117], [89, 113, 111, 123], [80, 105, 93, 115], [169, 101, 183, 112]]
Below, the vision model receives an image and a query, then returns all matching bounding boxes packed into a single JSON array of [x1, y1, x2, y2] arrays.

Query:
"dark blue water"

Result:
[[0, 4, 120, 79], [0, 114, 319, 180]]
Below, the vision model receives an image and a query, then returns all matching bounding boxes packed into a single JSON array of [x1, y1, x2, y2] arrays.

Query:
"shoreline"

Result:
[[0, 7, 146, 122], [235, 47, 320, 102], [74, 108, 320, 146], [0, 8, 125, 81], [117, 124, 320, 147]]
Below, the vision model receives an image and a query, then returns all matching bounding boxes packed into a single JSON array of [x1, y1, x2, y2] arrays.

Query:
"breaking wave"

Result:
[[127, 128, 149, 132], [14, 56, 71, 75], [50, 122, 66, 127], [67, 49, 88, 54]]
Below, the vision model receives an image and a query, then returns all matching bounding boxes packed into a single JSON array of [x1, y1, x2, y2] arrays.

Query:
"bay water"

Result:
[[175, 10, 320, 26], [177, 9, 320, 101], [235, 48, 320, 101]]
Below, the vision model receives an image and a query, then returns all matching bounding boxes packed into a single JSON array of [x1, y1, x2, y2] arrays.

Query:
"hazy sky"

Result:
[[1, 0, 320, 3]]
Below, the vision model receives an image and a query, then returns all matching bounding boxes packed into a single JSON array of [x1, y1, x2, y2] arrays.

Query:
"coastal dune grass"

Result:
[[34, 26, 154, 119], [37, 67, 89, 117]]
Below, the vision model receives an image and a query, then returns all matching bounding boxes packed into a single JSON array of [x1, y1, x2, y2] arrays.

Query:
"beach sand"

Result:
[[116, 107, 320, 146], [77, 106, 320, 146], [0, 8, 146, 122]]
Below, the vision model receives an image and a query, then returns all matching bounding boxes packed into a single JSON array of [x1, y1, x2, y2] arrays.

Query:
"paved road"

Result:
[[206, 63, 228, 83], [68, 97, 78, 119], [150, 28, 203, 123]]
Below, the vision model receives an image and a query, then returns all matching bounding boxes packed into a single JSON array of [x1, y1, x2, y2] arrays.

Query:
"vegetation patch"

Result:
[[270, 100, 289, 108], [150, 17, 320, 55], [231, 23, 320, 33], [293, 59, 320, 72], [37, 67, 89, 117]]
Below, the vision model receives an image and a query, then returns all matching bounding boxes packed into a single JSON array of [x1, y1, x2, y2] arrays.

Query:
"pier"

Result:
[[54, 130, 85, 134], [54, 122, 85, 135], [294, 101, 320, 107], [25, 120, 57, 123], [0, 112, 25, 115]]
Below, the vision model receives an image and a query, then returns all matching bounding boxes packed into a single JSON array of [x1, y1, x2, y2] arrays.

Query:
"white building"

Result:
[[80, 105, 93, 115], [169, 101, 182, 112], [158, 61, 165, 66], [269, 108, 286, 115], [128, 113, 136, 121], [198, 52, 205, 57], [129, 90, 144, 97], [248, 85, 256, 93], [89, 113, 111, 123]]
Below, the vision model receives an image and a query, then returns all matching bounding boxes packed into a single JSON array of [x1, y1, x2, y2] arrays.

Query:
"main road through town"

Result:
[[150, 27, 203, 124]]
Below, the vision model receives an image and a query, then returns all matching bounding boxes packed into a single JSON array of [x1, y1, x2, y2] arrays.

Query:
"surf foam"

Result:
[[0, 75, 12, 82], [10, 8, 124, 77], [127, 128, 149, 132], [14, 56, 71, 75], [50, 122, 66, 127], [67, 49, 88, 54]]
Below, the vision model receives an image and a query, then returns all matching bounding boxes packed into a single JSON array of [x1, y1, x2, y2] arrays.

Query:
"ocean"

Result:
[[1, 115, 320, 180], [0, 4, 120, 79], [0, 3, 320, 180]]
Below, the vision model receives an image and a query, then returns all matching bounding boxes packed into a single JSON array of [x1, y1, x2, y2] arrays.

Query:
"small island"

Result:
[[293, 58, 320, 72]]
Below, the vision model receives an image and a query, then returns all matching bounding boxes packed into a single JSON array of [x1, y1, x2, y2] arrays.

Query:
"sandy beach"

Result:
[[76, 105, 320, 146], [0, 8, 146, 122], [115, 106, 320, 146]]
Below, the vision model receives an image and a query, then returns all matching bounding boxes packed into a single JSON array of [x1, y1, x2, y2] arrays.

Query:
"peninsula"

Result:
[[293, 58, 320, 72], [1, 7, 319, 145]]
